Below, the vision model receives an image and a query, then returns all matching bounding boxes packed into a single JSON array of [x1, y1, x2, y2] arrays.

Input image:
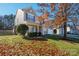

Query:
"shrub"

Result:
[[17, 24, 29, 36], [37, 32, 42, 36], [28, 32, 37, 37], [28, 32, 42, 37]]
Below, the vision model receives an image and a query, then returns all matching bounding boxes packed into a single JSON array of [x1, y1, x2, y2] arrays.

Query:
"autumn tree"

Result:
[[37, 4, 52, 26], [37, 3, 79, 39], [57, 3, 71, 39]]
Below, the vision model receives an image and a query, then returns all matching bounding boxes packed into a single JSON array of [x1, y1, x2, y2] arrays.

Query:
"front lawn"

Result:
[[0, 35, 79, 56]]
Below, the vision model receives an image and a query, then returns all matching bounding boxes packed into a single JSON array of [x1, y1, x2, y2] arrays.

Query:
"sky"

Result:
[[0, 3, 58, 17], [0, 3, 38, 15], [0, 3, 79, 20]]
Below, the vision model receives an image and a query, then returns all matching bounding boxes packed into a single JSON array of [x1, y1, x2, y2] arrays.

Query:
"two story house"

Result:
[[14, 8, 42, 34], [14, 8, 72, 35]]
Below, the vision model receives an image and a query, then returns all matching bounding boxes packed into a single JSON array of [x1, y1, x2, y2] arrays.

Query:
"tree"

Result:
[[37, 3, 79, 39], [4, 14, 15, 29], [58, 4, 69, 39], [0, 20, 4, 29]]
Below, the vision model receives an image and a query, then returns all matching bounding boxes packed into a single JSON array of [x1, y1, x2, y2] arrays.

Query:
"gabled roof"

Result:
[[22, 7, 36, 15]]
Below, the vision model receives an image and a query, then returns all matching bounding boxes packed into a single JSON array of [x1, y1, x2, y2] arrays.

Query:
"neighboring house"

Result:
[[14, 8, 78, 35]]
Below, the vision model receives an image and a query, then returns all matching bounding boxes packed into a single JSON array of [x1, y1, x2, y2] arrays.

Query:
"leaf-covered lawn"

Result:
[[0, 35, 79, 56]]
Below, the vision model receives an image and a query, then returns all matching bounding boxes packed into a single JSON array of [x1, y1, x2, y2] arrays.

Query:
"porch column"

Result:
[[37, 25, 40, 32], [33, 26, 36, 32], [28, 26, 32, 32]]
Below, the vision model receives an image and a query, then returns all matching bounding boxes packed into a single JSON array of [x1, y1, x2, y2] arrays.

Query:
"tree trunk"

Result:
[[63, 22, 67, 39]]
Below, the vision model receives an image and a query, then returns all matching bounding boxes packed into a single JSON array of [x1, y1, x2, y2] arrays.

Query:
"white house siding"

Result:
[[42, 27, 62, 35], [42, 27, 48, 35], [42, 27, 63, 35], [15, 9, 25, 26], [67, 27, 71, 32], [46, 27, 71, 35], [47, 28, 53, 34]]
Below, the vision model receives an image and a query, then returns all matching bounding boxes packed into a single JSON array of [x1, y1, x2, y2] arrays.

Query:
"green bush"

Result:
[[28, 32, 42, 37], [17, 24, 29, 36]]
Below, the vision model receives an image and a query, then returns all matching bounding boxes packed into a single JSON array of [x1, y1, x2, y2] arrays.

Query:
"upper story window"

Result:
[[25, 13, 35, 22]]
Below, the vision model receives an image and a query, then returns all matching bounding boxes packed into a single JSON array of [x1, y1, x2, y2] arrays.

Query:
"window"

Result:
[[25, 13, 35, 22]]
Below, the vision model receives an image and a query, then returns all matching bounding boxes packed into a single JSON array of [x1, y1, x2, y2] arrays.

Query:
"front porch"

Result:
[[25, 21, 42, 33]]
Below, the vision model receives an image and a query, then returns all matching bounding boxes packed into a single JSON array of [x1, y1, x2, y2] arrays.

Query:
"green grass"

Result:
[[46, 35, 79, 56], [0, 35, 33, 46], [49, 39, 79, 55], [0, 35, 79, 55]]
